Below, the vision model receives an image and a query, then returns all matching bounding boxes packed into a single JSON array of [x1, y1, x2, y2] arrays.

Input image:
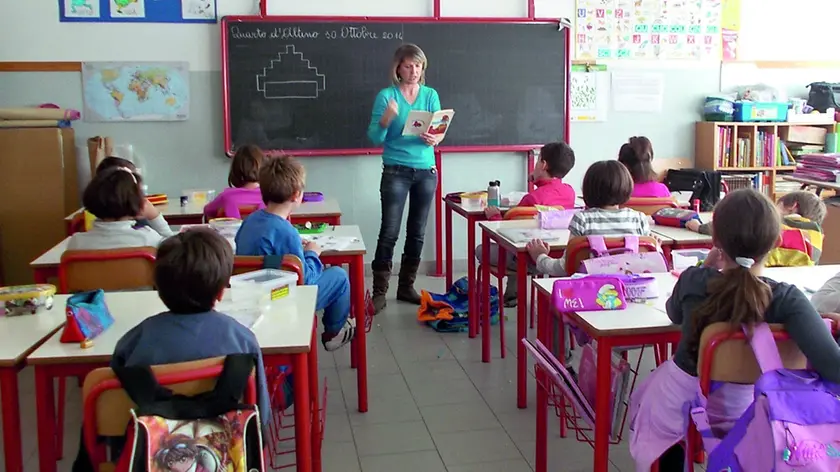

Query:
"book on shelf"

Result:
[[717, 127, 733, 167]]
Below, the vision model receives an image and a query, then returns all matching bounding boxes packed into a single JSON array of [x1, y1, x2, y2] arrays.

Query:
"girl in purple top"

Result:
[[618, 136, 672, 198], [204, 145, 266, 219]]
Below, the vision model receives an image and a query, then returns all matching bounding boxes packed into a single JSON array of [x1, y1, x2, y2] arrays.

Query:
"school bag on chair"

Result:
[[113, 354, 265, 472], [580, 236, 667, 275], [690, 323, 840, 471]]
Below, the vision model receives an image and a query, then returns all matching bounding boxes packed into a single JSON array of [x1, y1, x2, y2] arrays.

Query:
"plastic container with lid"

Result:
[[209, 217, 242, 239], [0, 284, 56, 316], [229, 269, 298, 310]]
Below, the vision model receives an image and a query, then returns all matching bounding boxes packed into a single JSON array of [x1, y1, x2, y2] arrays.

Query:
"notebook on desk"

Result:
[[498, 228, 568, 243]]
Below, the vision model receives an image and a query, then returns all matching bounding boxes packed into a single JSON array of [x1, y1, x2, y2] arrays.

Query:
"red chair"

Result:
[[82, 357, 258, 472], [563, 235, 660, 276], [59, 247, 157, 293], [216, 205, 259, 220], [233, 254, 304, 282], [622, 197, 678, 215]]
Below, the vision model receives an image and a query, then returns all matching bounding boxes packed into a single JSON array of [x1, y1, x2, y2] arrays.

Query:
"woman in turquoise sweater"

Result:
[[367, 43, 444, 313]]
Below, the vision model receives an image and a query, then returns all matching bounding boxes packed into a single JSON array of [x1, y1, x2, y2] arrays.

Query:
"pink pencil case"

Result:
[[552, 275, 627, 312]]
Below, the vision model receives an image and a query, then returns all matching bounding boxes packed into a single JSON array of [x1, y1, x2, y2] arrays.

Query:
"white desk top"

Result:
[[0, 302, 69, 366], [66, 198, 342, 221], [30, 224, 366, 268], [27, 287, 318, 365], [765, 265, 840, 293], [478, 220, 570, 251], [783, 175, 840, 192]]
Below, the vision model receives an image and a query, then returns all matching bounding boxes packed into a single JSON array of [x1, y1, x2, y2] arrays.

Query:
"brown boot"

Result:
[[396, 256, 422, 305], [371, 260, 391, 314]]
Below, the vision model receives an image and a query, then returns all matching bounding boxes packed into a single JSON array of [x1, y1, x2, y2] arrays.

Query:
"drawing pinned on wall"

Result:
[[64, 0, 100, 18], [256, 46, 326, 99], [570, 64, 609, 122], [181, 0, 216, 20], [110, 0, 145, 18]]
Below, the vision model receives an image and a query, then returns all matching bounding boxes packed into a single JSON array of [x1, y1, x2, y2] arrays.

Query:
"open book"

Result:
[[402, 109, 455, 138]]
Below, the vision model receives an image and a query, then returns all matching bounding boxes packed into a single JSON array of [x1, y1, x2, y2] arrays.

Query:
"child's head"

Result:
[[776, 191, 826, 225], [154, 435, 200, 472], [95, 156, 137, 175], [155, 229, 233, 314], [259, 155, 306, 206], [581, 160, 634, 208], [688, 189, 781, 357], [532, 141, 575, 181], [228, 144, 264, 188], [618, 136, 657, 184], [82, 167, 144, 220]]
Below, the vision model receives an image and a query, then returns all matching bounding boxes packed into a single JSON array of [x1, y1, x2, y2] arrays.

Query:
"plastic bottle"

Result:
[[487, 180, 501, 207]]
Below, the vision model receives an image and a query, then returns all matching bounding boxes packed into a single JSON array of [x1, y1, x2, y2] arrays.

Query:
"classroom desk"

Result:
[[783, 175, 840, 195], [30, 238, 68, 284], [314, 225, 369, 413], [651, 212, 714, 256], [764, 265, 840, 293], [477, 219, 570, 409], [64, 198, 343, 235], [532, 273, 681, 472], [28, 288, 320, 472], [0, 305, 67, 472]]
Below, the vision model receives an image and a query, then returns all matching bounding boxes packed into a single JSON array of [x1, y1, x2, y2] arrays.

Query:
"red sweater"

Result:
[[489, 178, 576, 220]]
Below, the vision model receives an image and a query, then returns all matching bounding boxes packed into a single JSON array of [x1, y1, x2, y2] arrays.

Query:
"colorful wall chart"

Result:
[[575, 0, 724, 60], [60, 0, 216, 23]]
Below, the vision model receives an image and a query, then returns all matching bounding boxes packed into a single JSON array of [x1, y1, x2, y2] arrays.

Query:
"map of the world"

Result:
[[82, 62, 190, 122]]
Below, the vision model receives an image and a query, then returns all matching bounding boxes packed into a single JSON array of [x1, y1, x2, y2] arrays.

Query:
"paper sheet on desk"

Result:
[[216, 301, 264, 330], [300, 235, 358, 252], [499, 228, 567, 243]]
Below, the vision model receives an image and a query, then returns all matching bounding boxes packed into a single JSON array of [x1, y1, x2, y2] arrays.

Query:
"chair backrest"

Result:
[[59, 247, 157, 293], [217, 205, 259, 220], [81, 356, 258, 471], [232, 254, 304, 283], [621, 197, 678, 215], [563, 235, 659, 275], [697, 322, 810, 390], [503, 205, 564, 221]]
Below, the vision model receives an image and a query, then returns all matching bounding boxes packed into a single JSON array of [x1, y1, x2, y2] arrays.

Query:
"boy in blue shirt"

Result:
[[235, 155, 356, 351]]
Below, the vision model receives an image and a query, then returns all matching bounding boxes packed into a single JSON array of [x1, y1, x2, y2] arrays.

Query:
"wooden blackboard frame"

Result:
[[220, 15, 571, 157]]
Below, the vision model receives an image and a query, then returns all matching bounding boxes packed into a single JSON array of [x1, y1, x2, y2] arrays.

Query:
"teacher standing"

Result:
[[367, 44, 444, 314]]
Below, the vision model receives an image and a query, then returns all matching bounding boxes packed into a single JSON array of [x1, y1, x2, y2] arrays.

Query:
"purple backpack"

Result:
[[690, 322, 840, 471]]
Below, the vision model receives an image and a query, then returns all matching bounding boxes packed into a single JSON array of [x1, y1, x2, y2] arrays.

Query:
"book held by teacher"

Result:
[[402, 109, 455, 138]]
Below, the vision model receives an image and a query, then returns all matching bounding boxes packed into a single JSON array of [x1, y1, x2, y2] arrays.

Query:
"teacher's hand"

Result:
[[421, 132, 442, 146], [380, 99, 399, 128]]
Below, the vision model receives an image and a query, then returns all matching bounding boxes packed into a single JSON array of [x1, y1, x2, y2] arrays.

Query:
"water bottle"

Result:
[[487, 180, 501, 207]]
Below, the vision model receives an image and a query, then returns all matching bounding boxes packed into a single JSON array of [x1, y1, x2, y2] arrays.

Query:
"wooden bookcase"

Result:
[[695, 121, 836, 197]]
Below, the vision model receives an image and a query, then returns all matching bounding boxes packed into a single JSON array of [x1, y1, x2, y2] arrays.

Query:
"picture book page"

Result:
[[426, 109, 454, 137], [402, 109, 454, 137]]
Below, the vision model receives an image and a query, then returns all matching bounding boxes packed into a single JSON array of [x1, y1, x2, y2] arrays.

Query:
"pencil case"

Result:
[[552, 275, 627, 312], [302, 192, 324, 202], [0, 284, 56, 316], [294, 222, 328, 234]]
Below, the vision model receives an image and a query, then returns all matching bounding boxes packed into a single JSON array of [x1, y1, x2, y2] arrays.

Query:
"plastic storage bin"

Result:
[[734, 102, 789, 122], [230, 269, 298, 304], [0, 284, 56, 316]]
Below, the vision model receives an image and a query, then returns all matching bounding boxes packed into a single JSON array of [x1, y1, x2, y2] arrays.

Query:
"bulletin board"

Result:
[[59, 0, 217, 23], [574, 0, 724, 60]]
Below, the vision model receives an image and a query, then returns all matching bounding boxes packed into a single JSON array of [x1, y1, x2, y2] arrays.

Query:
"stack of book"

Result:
[[793, 154, 840, 183]]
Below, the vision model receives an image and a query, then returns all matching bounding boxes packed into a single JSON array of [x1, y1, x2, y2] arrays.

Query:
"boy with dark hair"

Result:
[[111, 229, 270, 424], [235, 155, 355, 351]]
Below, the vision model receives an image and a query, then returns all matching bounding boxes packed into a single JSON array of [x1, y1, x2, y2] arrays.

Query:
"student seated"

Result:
[[235, 155, 355, 351], [68, 166, 172, 250], [618, 136, 672, 198], [687, 191, 826, 266], [477, 141, 577, 306], [72, 229, 270, 471], [628, 188, 840, 471], [203, 144, 266, 220], [526, 160, 651, 276]]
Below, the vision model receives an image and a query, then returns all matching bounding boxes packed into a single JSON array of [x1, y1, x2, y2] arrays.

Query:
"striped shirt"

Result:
[[536, 207, 651, 276]]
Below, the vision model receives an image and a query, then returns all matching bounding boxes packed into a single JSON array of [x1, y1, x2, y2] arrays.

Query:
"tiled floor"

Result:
[[4, 274, 663, 471]]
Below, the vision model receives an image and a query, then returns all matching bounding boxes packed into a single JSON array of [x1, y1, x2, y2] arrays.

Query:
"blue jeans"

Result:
[[315, 266, 351, 334], [374, 164, 438, 265]]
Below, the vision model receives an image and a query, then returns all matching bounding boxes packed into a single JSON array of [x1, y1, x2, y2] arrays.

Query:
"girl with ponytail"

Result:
[[618, 136, 672, 198], [629, 188, 840, 471]]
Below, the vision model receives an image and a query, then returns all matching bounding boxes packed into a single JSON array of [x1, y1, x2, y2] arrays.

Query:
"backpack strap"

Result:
[[745, 323, 784, 373], [587, 236, 608, 257], [113, 354, 257, 419], [623, 235, 639, 253], [263, 255, 283, 270]]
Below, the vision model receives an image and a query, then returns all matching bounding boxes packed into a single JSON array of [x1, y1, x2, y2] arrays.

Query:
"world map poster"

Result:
[[81, 62, 190, 122], [575, 0, 723, 61]]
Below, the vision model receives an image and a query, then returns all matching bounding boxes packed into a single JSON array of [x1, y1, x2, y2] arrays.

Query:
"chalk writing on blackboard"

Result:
[[256, 45, 326, 100]]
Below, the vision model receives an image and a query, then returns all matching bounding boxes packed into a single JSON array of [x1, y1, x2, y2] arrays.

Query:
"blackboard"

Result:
[[222, 17, 568, 154]]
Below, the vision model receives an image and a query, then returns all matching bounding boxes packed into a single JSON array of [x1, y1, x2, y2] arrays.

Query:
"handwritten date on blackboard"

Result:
[[230, 26, 404, 41]]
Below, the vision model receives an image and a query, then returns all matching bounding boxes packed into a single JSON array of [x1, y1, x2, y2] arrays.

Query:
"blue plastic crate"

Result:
[[734, 101, 789, 122]]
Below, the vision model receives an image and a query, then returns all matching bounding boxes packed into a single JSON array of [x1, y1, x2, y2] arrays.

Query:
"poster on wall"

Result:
[[575, 0, 724, 60], [570, 64, 610, 122], [81, 62, 190, 122], [60, 0, 216, 23]]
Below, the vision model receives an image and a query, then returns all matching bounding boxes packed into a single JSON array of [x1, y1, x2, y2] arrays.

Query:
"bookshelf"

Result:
[[695, 121, 836, 198]]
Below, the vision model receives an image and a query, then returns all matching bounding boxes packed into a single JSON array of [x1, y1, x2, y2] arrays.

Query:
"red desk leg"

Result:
[[292, 352, 312, 472], [535, 292, 549, 472], [350, 255, 368, 413], [516, 254, 528, 409], [0, 367, 23, 472], [33, 267, 58, 285], [308, 329, 322, 472], [481, 233, 492, 363], [35, 365, 57, 472], [496, 245, 507, 360], [433, 151, 443, 277], [467, 217, 479, 339], [445, 203, 454, 288], [593, 336, 614, 472]]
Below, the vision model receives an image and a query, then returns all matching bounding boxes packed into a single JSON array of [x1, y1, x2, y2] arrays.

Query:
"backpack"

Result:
[[579, 236, 667, 275], [664, 169, 722, 212], [806, 82, 840, 113], [690, 323, 840, 471], [417, 276, 499, 332], [113, 354, 265, 472]]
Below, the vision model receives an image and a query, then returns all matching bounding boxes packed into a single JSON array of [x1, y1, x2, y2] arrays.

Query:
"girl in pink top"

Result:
[[618, 136, 672, 198], [204, 145, 266, 219]]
